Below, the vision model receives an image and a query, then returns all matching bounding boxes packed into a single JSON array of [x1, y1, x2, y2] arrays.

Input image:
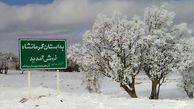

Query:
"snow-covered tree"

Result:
[[142, 6, 192, 99], [68, 44, 99, 92], [68, 12, 145, 97], [178, 37, 194, 98], [68, 44, 103, 93], [0, 52, 19, 74]]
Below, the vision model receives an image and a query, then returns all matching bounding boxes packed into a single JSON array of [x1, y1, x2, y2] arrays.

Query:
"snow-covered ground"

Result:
[[0, 70, 194, 109]]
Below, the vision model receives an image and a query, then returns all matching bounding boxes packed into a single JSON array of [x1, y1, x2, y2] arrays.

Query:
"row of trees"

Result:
[[0, 52, 19, 74], [68, 6, 194, 99]]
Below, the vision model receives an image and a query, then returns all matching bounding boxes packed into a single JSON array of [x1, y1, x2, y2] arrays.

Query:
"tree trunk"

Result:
[[120, 83, 137, 98], [120, 77, 137, 98], [149, 79, 159, 99], [0, 68, 2, 74], [4, 67, 8, 75], [185, 90, 193, 98]]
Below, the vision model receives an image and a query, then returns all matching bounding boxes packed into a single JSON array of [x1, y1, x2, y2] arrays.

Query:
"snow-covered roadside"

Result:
[[0, 70, 193, 109], [0, 86, 193, 109]]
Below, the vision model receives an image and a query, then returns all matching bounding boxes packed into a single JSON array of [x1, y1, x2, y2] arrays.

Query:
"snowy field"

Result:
[[0, 70, 194, 109]]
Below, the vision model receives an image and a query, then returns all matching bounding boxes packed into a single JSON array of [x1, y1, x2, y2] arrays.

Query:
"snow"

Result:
[[0, 70, 194, 109]]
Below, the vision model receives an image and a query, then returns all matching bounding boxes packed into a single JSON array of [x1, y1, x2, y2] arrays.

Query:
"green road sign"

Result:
[[19, 39, 67, 70]]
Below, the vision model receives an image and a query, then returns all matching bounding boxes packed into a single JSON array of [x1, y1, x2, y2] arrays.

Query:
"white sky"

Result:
[[0, 0, 194, 53]]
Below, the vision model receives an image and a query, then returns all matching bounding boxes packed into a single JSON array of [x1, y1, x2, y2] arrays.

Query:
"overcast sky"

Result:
[[0, 0, 194, 54]]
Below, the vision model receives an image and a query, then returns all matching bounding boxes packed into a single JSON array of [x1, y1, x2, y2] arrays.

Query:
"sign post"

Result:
[[19, 39, 67, 97], [57, 69, 60, 95], [28, 70, 31, 98]]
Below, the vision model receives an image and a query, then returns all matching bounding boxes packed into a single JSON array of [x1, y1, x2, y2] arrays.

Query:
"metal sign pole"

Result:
[[28, 70, 31, 98], [57, 69, 60, 95]]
